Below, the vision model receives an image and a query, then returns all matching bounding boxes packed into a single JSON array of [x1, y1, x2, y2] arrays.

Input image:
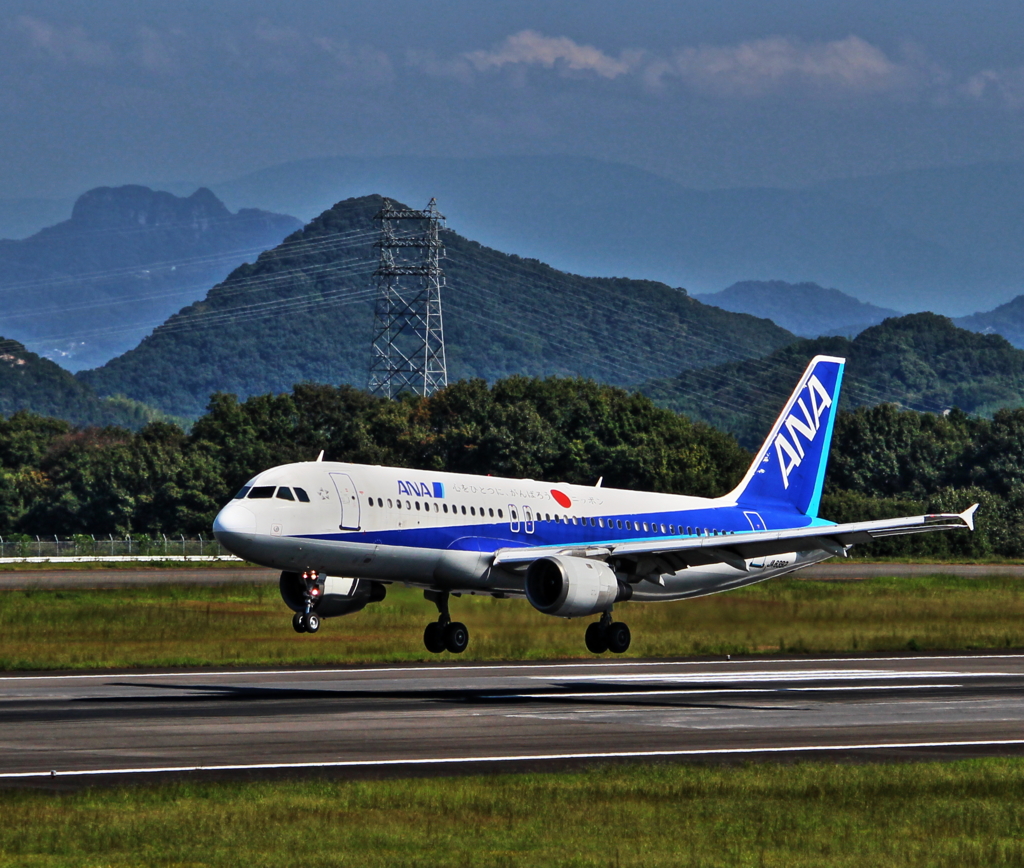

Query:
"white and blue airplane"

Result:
[[213, 356, 977, 654]]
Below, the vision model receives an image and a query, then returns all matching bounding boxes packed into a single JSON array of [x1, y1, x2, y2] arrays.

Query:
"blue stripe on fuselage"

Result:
[[294, 505, 823, 553]]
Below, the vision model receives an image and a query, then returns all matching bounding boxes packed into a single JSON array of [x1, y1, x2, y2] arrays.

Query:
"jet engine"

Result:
[[279, 571, 387, 618], [524, 556, 632, 618]]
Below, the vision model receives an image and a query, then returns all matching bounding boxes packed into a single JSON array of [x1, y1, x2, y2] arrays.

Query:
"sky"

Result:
[[2, 0, 1024, 200]]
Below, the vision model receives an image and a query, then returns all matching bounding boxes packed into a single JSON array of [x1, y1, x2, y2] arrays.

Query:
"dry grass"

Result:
[[1, 573, 1024, 669]]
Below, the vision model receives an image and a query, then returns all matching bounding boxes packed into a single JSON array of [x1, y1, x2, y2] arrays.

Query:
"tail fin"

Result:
[[727, 355, 845, 517]]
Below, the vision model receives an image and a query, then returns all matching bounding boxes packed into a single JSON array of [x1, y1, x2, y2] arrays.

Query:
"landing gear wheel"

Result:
[[303, 612, 320, 634], [585, 622, 609, 654], [606, 621, 631, 654], [443, 621, 470, 654], [292, 612, 307, 634], [424, 621, 446, 654]]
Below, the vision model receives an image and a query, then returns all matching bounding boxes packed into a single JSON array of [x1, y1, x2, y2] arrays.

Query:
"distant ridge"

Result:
[[640, 312, 1024, 449], [955, 295, 1024, 349], [695, 280, 901, 338], [77, 194, 796, 418], [0, 186, 301, 370]]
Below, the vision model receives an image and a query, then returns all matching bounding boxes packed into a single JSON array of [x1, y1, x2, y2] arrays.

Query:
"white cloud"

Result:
[[465, 30, 639, 79], [961, 67, 1024, 110], [15, 15, 114, 66], [664, 36, 910, 97]]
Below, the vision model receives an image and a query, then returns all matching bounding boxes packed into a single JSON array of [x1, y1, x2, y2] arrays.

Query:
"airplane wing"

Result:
[[491, 504, 978, 573]]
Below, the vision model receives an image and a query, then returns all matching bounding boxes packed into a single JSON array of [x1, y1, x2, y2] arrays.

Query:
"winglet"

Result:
[[316, 450, 324, 463], [961, 503, 979, 532]]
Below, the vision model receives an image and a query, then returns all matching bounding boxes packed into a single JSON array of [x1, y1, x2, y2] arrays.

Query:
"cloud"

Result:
[[662, 36, 910, 97], [465, 30, 639, 79], [15, 15, 114, 66], [961, 67, 1024, 110]]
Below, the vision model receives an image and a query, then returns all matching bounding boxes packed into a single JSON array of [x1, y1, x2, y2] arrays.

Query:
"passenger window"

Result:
[[434, 503, 439, 512], [643, 522, 649, 532], [396, 500, 402, 510], [572, 516, 578, 525], [234, 486, 251, 500], [387, 498, 393, 508], [661, 524, 667, 534], [443, 504, 448, 513], [461, 505, 467, 515], [378, 498, 383, 507], [365, 494, 373, 506], [598, 518, 605, 528], [248, 486, 275, 499], [415, 501, 421, 511], [686, 526, 692, 535], [276, 487, 295, 501], [498, 509, 503, 518], [489, 508, 494, 517], [470, 506, 476, 516]]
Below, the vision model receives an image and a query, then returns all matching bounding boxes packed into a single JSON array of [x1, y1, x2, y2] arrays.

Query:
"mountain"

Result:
[[207, 154, 1024, 315], [0, 186, 302, 371], [77, 194, 796, 419], [695, 281, 901, 338], [0, 336, 164, 428], [955, 295, 1024, 349], [640, 313, 1024, 449]]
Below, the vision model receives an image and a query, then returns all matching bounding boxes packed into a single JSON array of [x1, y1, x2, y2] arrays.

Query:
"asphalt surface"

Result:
[[0, 563, 1021, 590], [3, 654, 1024, 787]]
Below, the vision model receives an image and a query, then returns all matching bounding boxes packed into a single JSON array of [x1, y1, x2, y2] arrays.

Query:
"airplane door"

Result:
[[330, 473, 361, 530], [744, 511, 766, 531]]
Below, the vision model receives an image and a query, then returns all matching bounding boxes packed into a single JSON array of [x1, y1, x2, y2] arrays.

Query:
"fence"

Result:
[[0, 536, 238, 562]]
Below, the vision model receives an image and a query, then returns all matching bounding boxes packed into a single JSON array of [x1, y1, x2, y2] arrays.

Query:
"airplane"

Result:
[[213, 355, 977, 654]]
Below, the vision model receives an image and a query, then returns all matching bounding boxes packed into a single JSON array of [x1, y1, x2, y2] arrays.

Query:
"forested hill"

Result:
[[77, 195, 795, 418], [0, 186, 301, 370], [0, 337, 163, 428], [640, 313, 1024, 449]]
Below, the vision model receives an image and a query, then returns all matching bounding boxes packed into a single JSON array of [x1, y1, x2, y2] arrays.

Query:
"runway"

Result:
[[3, 654, 1024, 786]]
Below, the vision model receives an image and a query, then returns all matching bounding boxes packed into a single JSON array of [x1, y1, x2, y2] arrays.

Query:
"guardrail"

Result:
[[0, 536, 241, 564]]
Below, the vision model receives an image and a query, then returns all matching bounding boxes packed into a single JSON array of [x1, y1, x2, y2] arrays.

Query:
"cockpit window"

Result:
[[248, 486, 275, 499], [234, 486, 251, 500], [276, 487, 295, 501], [294, 488, 310, 503]]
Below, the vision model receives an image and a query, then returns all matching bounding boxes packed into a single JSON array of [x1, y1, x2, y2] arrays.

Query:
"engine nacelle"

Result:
[[279, 572, 387, 618], [524, 556, 631, 618]]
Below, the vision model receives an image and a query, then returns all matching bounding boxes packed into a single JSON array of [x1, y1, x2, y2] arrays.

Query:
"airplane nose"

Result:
[[213, 502, 256, 535]]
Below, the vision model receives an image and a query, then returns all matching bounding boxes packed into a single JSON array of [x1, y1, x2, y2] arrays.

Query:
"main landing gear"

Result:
[[292, 570, 323, 634], [423, 590, 469, 654], [585, 611, 631, 654]]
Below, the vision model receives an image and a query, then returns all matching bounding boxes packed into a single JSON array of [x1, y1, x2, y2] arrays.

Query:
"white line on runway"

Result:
[[1, 654, 1023, 683], [4, 739, 1024, 780], [540, 670, 1008, 684], [485, 684, 962, 699]]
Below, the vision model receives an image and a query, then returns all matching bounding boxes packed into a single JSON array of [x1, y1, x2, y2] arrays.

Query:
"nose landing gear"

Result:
[[423, 590, 469, 654], [292, 570, 323, 634], [585, 611, 631, 654]]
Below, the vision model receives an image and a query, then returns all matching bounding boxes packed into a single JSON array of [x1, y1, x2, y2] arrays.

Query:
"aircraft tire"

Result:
[[585, 622, 609, 654], [292, 613, 307, 633], [443, 621, 469, 654], [304, 613, 320, 634], [424, 622, 446, 653], [606, 622, 631, 654]]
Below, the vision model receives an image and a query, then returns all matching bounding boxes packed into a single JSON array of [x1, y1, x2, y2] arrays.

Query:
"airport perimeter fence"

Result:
[[0, 535, 234, 561]]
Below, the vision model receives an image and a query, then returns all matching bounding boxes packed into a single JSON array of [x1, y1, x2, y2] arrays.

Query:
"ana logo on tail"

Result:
[[773, 374, 833, 489]]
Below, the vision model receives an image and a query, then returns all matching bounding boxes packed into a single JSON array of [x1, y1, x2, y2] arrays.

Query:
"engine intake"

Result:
[[524, 556, 631, 618], [279, 572, 387, 618]]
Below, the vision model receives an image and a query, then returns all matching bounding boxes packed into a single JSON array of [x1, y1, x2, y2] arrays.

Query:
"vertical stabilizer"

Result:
[[726, 355, 845, 517]]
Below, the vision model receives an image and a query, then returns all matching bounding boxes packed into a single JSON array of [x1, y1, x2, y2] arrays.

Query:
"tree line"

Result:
[[0, 377, 1017, 558]]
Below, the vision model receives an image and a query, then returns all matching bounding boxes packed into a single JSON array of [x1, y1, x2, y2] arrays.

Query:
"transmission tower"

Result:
[[367, 198, 448, 398]]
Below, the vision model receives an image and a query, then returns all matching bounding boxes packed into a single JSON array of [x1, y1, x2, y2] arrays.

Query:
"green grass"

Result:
[[3, 574, 1024, 670], [2, 759, 1024, 866]]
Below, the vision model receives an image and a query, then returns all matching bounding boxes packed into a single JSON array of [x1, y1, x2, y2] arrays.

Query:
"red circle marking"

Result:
[[551, 490, 572, 508]]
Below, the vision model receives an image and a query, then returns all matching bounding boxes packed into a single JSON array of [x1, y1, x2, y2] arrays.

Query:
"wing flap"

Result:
[[491, 505, 978, 567]]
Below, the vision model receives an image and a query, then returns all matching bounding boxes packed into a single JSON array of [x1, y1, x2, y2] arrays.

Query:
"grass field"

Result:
[[2, 759, 1024, 866], [2, 573, 1024, 669]]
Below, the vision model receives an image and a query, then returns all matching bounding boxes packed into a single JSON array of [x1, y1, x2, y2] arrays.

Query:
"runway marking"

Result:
[[486, 684, 963, 699], [540, 670, 1009, 684], [5, 738, 1024, 780], [0, 654, 1022, 683]]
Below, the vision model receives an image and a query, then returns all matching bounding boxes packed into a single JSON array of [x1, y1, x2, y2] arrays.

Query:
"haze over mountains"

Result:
[[196, 155, 1024, 316], [0, 186, 301, 370]]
